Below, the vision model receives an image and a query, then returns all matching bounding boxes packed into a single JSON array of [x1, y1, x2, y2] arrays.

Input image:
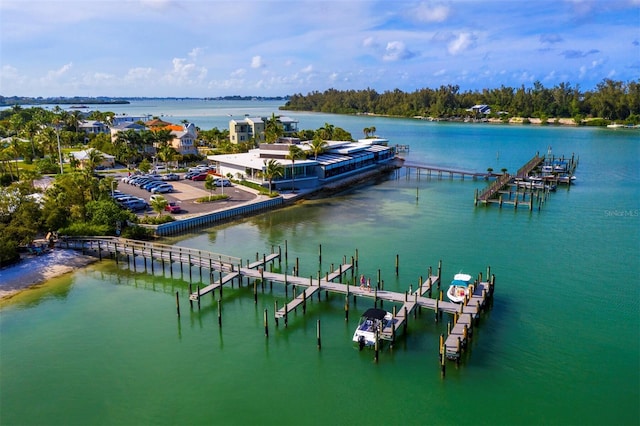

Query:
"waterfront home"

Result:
[[169, 123, 198, 156], [207, 137, 395, 191], [145, 119, 199, 156], [229, 115, 299, 144], [78, 120, 110, 135], [109, 114, 151, 126]]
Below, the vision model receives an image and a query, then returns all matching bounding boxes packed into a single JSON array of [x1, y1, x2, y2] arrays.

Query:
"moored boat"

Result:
[[446, 273, 473, 303], [352, 308, 393, 348]]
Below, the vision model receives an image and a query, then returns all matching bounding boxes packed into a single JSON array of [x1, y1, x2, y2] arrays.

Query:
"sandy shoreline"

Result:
[[0, 249, 98, 300]]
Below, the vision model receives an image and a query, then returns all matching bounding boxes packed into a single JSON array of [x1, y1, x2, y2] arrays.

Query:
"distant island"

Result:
[[0, 96, 131, 107], [0, 95, 290, 107]]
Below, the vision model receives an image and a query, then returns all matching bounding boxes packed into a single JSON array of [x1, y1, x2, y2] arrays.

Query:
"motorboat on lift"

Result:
[[352, 308, 394, 348], [446, 273, 473, 303]]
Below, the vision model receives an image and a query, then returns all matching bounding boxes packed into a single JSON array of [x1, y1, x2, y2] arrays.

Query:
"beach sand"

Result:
[[0, 249, 98, 300]]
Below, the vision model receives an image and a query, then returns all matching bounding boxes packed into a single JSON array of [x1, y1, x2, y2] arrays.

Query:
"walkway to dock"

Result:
[[403, 161, 491, 181], [58, 236, 495, 370]]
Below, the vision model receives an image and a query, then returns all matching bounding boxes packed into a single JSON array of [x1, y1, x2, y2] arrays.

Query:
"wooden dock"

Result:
[[475, 152, 578, 211], [59, 236, 495, 371]]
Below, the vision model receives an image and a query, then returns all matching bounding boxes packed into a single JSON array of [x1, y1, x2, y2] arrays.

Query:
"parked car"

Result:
[[162, 173, 180, 181], [164, 202, 182, 213], [121, 199, 148, 212], [142, 181, 165, 191], [191, 173, 208, 181], [150, 184, 174, 193], [215, 178, 232, 187], [114, 195, 139, 204]]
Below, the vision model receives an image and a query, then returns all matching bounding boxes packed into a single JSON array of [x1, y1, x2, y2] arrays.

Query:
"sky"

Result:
[[1, 0, 639, 98]]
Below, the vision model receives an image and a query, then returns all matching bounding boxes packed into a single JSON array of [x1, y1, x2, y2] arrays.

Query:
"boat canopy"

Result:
[[453, 273, 472, 282], [361, 308, 388, 320]]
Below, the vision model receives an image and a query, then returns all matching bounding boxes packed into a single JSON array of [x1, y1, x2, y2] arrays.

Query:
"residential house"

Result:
[[466, 104, 492, 115], [78, 120, 110, 135], [110, 114, 151, 126], [170, 123, 198, 156], [69, 148, 115, 169], [229, 115, 299, 144], [229, 117, 264, 144]]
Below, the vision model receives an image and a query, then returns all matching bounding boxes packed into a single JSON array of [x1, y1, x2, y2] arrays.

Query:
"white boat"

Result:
[[446, 273, 473, 303], [352, 308, 393, 348]]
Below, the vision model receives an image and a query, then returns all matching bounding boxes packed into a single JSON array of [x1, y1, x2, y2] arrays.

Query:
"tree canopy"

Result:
[[281, 79, 640, 123]]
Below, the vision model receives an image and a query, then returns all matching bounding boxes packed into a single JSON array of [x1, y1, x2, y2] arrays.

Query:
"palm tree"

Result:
[[157, 143, 178, 166], [263, 159, 284, 195], [84, 148, 105, 174], [21, 121, 39, 159], [486, 167, 494, 181], [307, 136, 328, 160], [149, 195, 168, 217], [363, 127, 371, 138], [318, 122, 335, 140], [204, 175, 218, 199], [264, 113, 283, 143], [286, 144, 306, 192]]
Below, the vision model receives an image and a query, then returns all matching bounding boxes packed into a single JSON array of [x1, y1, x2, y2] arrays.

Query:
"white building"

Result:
[[208, 138, 395, 191]]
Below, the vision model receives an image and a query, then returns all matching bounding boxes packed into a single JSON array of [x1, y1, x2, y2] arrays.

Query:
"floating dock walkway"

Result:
[[59, 237, 495, 374]]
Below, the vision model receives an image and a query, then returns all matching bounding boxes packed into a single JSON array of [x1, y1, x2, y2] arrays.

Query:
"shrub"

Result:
[[239, 180, 272, 195], [120, 224, 154, 240], [138, 215, 175, 225], [58, 222, 112, 236], [35, 157, 59, 174], [196, 194, 230, 203]]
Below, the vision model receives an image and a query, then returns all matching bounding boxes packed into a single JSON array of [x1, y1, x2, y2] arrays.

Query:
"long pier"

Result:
[[403, 161, 492, 181], [59, 236, 495, 373]]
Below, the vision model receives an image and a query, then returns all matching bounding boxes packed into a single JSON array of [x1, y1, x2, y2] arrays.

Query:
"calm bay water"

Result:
[[1, 101, 638, 425]]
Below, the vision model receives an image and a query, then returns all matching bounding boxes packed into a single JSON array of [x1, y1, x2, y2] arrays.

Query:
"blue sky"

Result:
[[1, 0, 639, 97]]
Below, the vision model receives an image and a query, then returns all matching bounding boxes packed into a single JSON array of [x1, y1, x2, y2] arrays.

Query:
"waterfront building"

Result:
[[208, 137, 395, 190]]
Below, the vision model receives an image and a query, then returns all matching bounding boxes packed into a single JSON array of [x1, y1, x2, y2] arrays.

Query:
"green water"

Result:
[[1, 110, 639, 425]]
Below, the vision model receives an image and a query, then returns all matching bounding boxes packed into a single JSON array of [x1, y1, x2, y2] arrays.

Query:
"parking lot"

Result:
[[113, 172, 259, 216]]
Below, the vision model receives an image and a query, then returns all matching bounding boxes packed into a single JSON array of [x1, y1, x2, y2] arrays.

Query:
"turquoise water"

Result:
[[1, 101, 639, 425]]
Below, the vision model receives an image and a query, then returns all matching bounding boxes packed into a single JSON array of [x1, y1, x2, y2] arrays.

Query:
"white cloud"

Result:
[[162, 58, 207, 85], [362, 37, 377, 48], [433, 69, 446, 76], [414, 2, 450, 23], [383, 41, 414, 61], [447, 33, 476, 55], [125, 67, 155, 82], [301, 65, 313, 73], [251, 56, 265, 69], [49, 63, 73, 78], [188, 48, 204, 59], [231, 68, 246, 78]]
